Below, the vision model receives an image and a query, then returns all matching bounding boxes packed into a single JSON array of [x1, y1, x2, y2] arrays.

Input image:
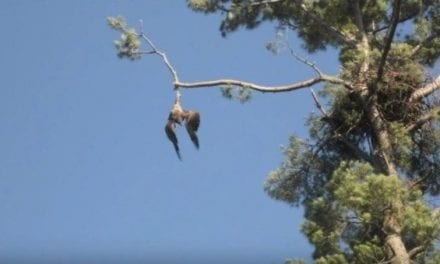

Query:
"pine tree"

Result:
[[109, 1, 440, 263]]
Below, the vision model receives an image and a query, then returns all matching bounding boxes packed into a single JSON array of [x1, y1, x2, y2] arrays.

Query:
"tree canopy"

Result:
[[109, 1, 440, 263]]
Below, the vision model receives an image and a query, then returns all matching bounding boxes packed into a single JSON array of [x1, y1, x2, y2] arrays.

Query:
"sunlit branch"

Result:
[[176, 77, 320, 93], [352, 0, 371, 89], [138, 20, 180, 85], [409, 75, 440, 102], [286, 45, 322, 76], [376, 0, 402, 83], [136, 21, 352, 93]]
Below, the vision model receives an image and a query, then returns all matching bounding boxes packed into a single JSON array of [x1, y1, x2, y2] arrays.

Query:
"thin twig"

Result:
[[286, 46, 322, 76], [310, 88, 328, 116], [140, 33, 180, 84], [137, 21, 180, 85]]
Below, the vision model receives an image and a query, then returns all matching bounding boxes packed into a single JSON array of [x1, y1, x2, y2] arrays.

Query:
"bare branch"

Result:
[[377, 0, 402, 82], [140, 29, 179, 83], [175, 74, 351, 92], [135, 26, 352, 93], [286, 46, 323, 76], [409, 75, 440, 102], [310, 88, 329, 116], [176, 77, 320, 93]]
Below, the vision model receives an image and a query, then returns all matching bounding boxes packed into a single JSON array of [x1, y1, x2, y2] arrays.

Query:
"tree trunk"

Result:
[[386, 234, 410, 264]]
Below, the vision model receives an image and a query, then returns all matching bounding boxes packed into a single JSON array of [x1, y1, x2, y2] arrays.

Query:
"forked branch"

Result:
[[139, 20, 180, 86], [135, 21, 352, 92]]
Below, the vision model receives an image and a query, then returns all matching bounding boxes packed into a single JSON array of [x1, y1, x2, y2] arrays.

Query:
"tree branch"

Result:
[[286, 46, 323, 76], [138, 20, 180, 85], [249, 0, 284, 6], [376, 0, 402, 83], [408, 244, 427, 258], [404, 106, 440, 132], [409, 75, 440, 102], [175, 76, 338, 93], [135, 22, 353, 93], [310, 88, 329, 116]]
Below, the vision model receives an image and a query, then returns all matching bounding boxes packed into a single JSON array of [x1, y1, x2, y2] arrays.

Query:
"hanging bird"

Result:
[[164, 92, 201, 160]]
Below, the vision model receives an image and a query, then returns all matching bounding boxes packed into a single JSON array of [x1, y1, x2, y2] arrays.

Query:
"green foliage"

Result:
[[187, 1, 440, 261], [315, 254, 348, 264], [425, 249, 440, 264], [110, 0, 440, 262], [285, 259, 307, 264], [298, 161, 440, 261], [107, 16, 141, 60]]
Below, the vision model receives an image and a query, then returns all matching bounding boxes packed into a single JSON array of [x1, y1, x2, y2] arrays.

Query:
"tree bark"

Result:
[[351, 6, 410, 259], [386, 234, 410, 264]]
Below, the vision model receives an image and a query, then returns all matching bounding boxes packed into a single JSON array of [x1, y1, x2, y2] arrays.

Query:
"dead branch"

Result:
[[409, 75, 440, 102], [175, 77, 318, 93], [138, 20, 180, 85], [286, 45, 322, 76], [136, 21, 352, 93]]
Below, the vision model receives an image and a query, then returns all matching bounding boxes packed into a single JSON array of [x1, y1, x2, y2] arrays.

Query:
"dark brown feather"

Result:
[[185, 111, 200, 149], [165, 120, 181, 160]]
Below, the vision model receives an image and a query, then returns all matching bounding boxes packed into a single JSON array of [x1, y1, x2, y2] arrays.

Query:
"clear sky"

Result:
[[0, 1, 341, 263]]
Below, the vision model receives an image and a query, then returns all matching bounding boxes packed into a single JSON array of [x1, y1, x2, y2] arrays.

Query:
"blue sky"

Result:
[[0, 1, 342, 263]]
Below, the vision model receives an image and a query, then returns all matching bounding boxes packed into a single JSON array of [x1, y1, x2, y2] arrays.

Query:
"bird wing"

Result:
[[185, 111, 200, 149], [165, 120, 181, 160]]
